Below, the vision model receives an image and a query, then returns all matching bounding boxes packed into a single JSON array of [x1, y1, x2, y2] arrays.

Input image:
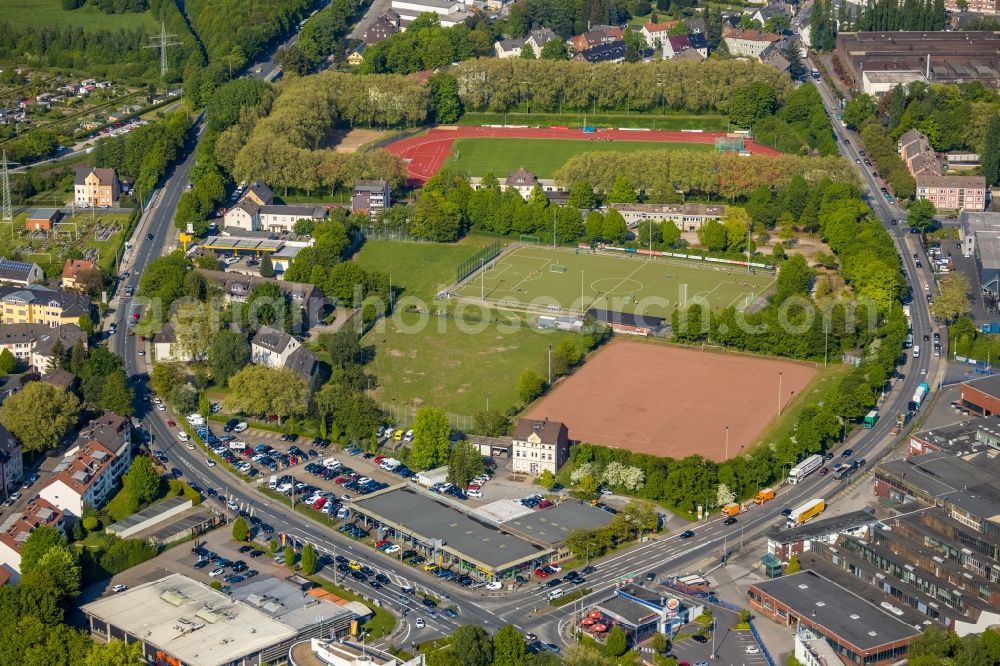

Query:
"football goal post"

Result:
[[519, 234, 541, 245], [549, 264, 567, 273]]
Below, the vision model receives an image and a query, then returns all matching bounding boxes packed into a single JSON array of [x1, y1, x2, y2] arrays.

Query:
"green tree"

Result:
[[150, 362, 185, 397], [605, 626, 628, 657], [908, 198, 936, 231], [0, 382, 81, 453], [84, 640, 145, 666], [429, 73, 463, 124], [411, 190, 462, 242], [909, 625, 955, 659], [540, 39, 568, 60], [568, 180, 596, 209], [601, 209, 628, 244], [300, 543, 317, 575], [585, 210, 604, 242], [410, 407, 452, 470], [171, 301, 219, 360], [492, 624, 527, 666], [517, 368, 546, 403], [786, 554, 801, 573], [284, 544, 296, 570], [729, 82, 777, 128], [538, 469, 556, 490], [519, 43, 536, 59], [99, 369, 134, 417], [932, 272, 972, 323], [780, 41, 806, 79], [0, 349, 15, 375], [225, 366, 308, 423], [981, 114, 1000, 187], [698, 219, 728, 252], [232, 516, 249, 542], [473, 410, 509, 436], [606, 176, 638, 204], [208, 329, 250, 387], [259, 253, 274, 278], [123, 455, 161, 510], [138, 252, 189, 310], [19, 526, 67, 575], [842, 93, 877, 129], [21, 544, 81, 600], [451, 625, 493, 666], [650, 633, 668, 654], [448, 440, 485, 488], [78, 313, 94, 335]]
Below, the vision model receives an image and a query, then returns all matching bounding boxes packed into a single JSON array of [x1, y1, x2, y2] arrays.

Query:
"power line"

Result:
[[1, 151, 11, 223], [145, 21, 181, 79]]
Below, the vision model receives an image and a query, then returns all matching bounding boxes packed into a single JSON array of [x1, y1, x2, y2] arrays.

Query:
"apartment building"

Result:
[[722, 27, 781, 57], [74, 167, 120, 208], [511, 418, 568, 476], [0, 285, 90, 327], [0, 498, 66, 580], [0, 425, 22, 501], [39, 440, 123, 518], [0, 323, 87, 371], [916, 174, 987, 211], [351, 180, 391, 218]]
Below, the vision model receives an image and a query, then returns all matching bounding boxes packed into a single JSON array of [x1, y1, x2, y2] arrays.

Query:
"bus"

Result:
[[788, 454, 823, 485]]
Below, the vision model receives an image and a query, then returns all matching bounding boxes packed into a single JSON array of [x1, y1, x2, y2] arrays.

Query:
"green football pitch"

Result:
[[442, 137, 713, 178], [453, 245, 776, 318]]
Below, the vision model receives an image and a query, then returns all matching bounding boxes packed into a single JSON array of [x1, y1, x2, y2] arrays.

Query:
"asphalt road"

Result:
[[100, 50, 939, 652], [248, 0, 332, 82]]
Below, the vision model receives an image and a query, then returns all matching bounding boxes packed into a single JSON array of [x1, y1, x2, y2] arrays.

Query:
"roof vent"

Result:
[[850, 614, 860, 620]]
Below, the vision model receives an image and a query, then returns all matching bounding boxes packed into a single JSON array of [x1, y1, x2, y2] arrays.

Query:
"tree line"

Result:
[[358, 14, 495, 76], [450, 58, 792, 115], [184, 0, 310, 62], [851, 0, 947, 31]]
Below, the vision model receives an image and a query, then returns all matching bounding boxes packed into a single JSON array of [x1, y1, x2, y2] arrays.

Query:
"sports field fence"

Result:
[[456, 239, 505, 284]]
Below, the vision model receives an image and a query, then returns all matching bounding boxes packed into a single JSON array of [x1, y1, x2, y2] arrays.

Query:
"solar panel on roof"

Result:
[[0, 259, 35, 272]]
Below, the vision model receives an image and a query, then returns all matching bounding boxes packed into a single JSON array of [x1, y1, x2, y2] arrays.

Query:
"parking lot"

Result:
[[667, 614, 766, 666]]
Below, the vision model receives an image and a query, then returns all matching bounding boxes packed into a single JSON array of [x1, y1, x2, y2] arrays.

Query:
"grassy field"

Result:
[[458, 111, 729, 132], [365, 310, 580, 421], [444, 137, 714, 178], [454, 245, 775, 318], [354, 236, 497, 301], [750, 362, 852, 449], [0, 211, 130, 275], [0, 0, 158, 31]]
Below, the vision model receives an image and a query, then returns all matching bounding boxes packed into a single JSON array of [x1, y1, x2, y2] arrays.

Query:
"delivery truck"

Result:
[[788, 454, 823, 485], [752, 488, 776, 504], [786, 498, 826, 527], [722, 503, 744, 517], [908, 382, 930, 411], [863, 410, 880, 428]]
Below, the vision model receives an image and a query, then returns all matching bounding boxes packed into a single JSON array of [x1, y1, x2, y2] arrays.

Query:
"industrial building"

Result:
[[958, 373, 1000, 415], [749, 570, 920, 665], [834, 32, 1000, 90], [82, 573, 356, 666], [907, 414, 1000, 457]]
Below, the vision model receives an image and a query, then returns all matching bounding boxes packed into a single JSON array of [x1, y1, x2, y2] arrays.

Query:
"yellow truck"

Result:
[[752, 488, 776, 504], [721, 503, 743, 517], [787, 498, 825, 527]]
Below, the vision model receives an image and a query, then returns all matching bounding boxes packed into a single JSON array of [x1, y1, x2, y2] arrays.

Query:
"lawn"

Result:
[[443, 137, 714, 178], [458, 111, 729, 132], [353, 236, 497, 301], [309, 576, 396, 638], [0, 0, 158, 31], [750, 362, 852, 448], [454, 245, 775, 318], [365, 310, 581, 422]]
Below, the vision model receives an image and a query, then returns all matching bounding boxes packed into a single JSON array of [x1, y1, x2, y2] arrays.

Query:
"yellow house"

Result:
[[0, 285, 90, 327]]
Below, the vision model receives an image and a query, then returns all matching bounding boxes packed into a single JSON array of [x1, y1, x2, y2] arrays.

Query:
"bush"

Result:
[[99, 537, 158, 575], [82, 516, 98, 531]]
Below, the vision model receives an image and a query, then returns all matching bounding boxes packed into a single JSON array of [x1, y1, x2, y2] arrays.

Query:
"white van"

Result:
[[233, 422, 248, 433], [547, 589, 565, 601], [269, 474, 278, 490], [177, 431, 189, 442], [913, 345, 920, 358], [186, 414, 205, 426]]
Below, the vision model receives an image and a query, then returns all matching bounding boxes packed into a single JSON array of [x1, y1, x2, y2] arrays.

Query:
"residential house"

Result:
[[0, 285, 90, 327], [663, 34, 693, 59], [607, 203, 728, 231], [284, 345, 322, 388], [351, 180, 391, 218], [0, 259, 43, 287], [61, 259, 97, 292], [642, 20, 679, 48], [153, 322, 205, 362], [684, 17, 707, 34], [576, 41, 627, 63], [251, 325, 301, 369], [197, 270, 328, 329], [723, 27, 781, 57], [41, 368, 77, 393], [0, 498, 65, 580], [223, 199, 260, 230], [569, 25, 624, 52], [916, 174, 987, 211], [0, 425, 22, 501], [242, 181, 274, 207], [348, 43, 366, 66], [38, 440, 121, 518], [759, 42, 791, 72], [73, 167, 120, 207], [505, 167, 540, 199], [256, 205, 327, 233], [752, 4, 791, 28], [363, 10, 401, 44], [688, 32, 709, 58], [25, 208, 62, 232], [944, 0, 999, 12], [524, 28, 560, 56], [0, 323, 87, 373], [898, 128, 942, 177], [511, 418, 569, 476], [494, 38, 526, 58]]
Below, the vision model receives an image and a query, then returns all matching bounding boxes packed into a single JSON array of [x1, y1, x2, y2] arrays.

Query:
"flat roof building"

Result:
[[907, 415, 1000, 457], [959, 373, 1000, 414], [349, 485, 552, 579], [765, 508, 878, 563], [82, 573, 355, 666], [749, 570, 920, 665], [501, 501, 615, 559]]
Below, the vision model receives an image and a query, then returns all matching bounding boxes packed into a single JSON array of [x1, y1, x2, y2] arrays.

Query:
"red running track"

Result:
[[385, 125, 782, 184]]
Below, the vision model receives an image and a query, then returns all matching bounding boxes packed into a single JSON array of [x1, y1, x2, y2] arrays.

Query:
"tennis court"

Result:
[[453, 245, 775, 318]]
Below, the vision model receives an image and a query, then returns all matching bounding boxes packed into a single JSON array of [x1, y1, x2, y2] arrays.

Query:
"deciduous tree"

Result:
[[208, 329, 250, 387], [448, 440, 484, 488], [410, 407, 452, 470], [0, 382, 81, 453], [123, 455, 161, 511], [492, 624, 527, 666], [451, 625, 493, 666], [300, 543, 317, 575], [99, 369, 134, 417], [517, 368, 546, 403]]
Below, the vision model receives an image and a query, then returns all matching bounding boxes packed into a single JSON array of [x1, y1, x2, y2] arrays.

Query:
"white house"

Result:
[[38, 439, 124, 518], [494, 38, 526, 58], [607, 203, 729, 231], [641, 20, 679, 48], [251, 325, 300, 369], [153, 323, 207, 362], [0, 498, 66, 581], [224, 202, 326, 233], [524, 28, 559, 56], [511, 418, 569, 476], [505, 167, 540, 200], [0, 323, 88, 372], [723, 27, 781, 57]]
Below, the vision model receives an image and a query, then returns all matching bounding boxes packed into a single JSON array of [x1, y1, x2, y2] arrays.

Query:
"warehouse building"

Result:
[[959, 373, 1000, 414]]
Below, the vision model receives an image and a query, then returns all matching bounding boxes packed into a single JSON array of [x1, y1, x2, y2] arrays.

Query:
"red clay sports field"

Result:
[[385, 125, 782, 184]]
